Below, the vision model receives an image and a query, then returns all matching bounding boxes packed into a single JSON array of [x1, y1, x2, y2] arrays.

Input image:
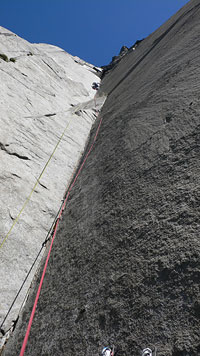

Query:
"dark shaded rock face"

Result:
[[4, 0, 200, 355]]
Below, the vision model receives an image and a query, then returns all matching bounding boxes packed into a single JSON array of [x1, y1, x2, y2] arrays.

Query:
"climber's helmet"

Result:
[[102, 347, 112, 355], [142, 348, 152, 356]]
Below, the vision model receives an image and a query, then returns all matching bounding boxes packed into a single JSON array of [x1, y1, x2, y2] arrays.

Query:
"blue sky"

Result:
[[0, 0, 189, 67]]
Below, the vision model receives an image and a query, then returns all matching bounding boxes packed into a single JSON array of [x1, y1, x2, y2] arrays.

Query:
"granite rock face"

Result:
[[0, 26, 106, 348], [3, 0, 200, 355]]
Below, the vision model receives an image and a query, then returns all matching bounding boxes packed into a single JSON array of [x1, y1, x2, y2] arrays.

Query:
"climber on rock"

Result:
[[92, 82, 100, 90]]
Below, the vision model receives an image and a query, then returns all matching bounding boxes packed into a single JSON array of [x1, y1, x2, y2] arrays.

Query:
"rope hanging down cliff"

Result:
[[0, 107, 79, 250], [0, 95, 102, 341], [0, 205, 61, 335], [19, 113, 103, 356], [0, 154, 82, 335]]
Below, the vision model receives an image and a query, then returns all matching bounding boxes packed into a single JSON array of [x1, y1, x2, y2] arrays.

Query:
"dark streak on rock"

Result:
[[0, 142, 30, 160], [38, 181, 48, 190], [44, 113, 56, 117]]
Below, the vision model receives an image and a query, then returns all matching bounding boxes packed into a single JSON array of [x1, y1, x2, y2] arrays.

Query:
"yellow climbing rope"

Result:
[[0, 113, 74, 250]]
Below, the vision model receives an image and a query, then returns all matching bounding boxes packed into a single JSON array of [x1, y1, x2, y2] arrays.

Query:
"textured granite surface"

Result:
[[3, 0, 200, 355]]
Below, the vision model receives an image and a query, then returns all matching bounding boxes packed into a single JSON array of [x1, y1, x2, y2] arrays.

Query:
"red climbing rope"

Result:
[[19, 116, 102, 356]]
